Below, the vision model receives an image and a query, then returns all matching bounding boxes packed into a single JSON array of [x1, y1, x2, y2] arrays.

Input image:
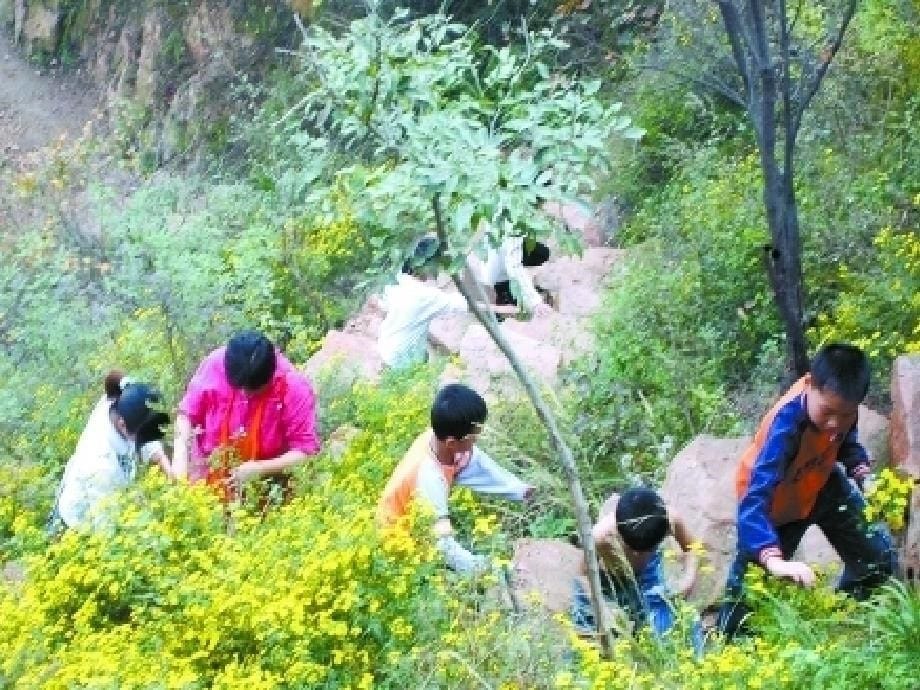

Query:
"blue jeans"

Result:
[[718, 466, 897, 636], [571, 550, 702, 651]]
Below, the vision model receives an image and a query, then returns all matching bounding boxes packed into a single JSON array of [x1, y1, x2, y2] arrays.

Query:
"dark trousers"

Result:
[[718, 465, 896, 636], [494, 240, 550, 306]]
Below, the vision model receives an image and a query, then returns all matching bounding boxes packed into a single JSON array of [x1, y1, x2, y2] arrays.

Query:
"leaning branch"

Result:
[[432, 193, 613, 656]]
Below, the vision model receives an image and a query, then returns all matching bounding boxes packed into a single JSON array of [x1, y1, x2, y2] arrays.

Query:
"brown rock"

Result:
[[458, 323, 561, 386], [502, 313, 594, 365], [512, 538, 584, 613], [901, 488, 920, 584], [532, 247, 623, 317], [858, 404, 889, 466], [20, 3, 59, 55], [429, 311, 472, 356], [135, 11, 163, 108], [891, 354, 920, 478], [541, 200, 604, 248], [303, 330, 382, 383]]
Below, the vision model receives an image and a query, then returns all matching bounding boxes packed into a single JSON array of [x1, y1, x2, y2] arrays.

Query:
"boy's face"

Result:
[[439, 424, 482, 470], [805, 376, 859, 440]]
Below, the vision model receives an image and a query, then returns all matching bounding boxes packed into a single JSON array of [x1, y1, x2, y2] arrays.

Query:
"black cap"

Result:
[[112, 384, 164, 435]]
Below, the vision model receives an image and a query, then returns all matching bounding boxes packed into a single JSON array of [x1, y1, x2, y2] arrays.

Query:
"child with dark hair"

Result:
[[571, 487, 700, 642], [374, 236, 516, 369], [53, 372, 171, 531], [377, 383, 535, 573], [718, 343, 896, 636], [172, 330, 320, 502]]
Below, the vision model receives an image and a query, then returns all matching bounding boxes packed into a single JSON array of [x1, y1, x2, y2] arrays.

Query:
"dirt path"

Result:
[[0, 31, 97, 167]]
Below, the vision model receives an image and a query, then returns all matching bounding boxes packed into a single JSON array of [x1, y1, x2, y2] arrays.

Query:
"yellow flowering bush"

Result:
[[865, 468, 915, 532], [812, 225, 920, 375]]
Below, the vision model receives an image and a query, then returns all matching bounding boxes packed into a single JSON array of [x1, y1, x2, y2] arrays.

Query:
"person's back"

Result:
[[572, 487, 699, 644], [56, 375, 168, 530], [376, 236, 468, 369]]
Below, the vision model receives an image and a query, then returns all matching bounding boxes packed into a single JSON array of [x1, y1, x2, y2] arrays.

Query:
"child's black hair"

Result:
[[811, 343, 870, 403], [402, 236, 441, 276], [615, 487, 669, 552], [430, 383, 487, 441], [225, 330, 277, 391]]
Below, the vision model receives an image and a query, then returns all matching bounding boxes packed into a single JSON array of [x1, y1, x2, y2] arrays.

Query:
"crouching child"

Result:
[[377, 383, 534, 573], [571, 487, 701, 649], [718, 344, 897, 637]]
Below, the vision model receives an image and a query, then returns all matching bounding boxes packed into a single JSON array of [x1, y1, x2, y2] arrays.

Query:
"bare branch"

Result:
[[637, 62, 747, 107], [793, 0, 858, 136], [715, 1, 753, 97]]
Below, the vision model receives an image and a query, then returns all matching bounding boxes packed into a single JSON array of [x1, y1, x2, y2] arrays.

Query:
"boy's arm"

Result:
[[416, 459, 490, 574], [738, 408, 815, 586], [836, 423, 870, 489], [454, 447, 535, 502], [669, 511, 699, 596]]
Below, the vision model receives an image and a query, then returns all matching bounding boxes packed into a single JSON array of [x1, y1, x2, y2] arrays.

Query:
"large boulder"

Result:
[[541, 200, 605, 248], [532, 247, 623, 317], [901, 488, 920, 584], [859, 404, 890, 466], [891, 354, 920, 478], [512, 538, 584, 613], [661, 435, 843, 608], [429, 311, 473, 356], [457, 323, 561, 390], [303, 330, 382, 384], [502, 313, 594, 366]]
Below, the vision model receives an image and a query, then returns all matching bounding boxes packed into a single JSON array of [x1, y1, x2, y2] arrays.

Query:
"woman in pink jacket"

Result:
[[172, 330, 321, 503]]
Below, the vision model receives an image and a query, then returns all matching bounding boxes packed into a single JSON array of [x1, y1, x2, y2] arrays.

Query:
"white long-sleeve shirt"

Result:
[[466, 236, 543, 311], [377, 273, 468, 368], [56, 395, 162, 530]]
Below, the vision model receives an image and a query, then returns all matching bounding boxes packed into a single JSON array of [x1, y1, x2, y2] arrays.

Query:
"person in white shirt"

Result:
[[375, 236, 516, 369], [465, 235, 552, 314], [52, 372, 171, 532]]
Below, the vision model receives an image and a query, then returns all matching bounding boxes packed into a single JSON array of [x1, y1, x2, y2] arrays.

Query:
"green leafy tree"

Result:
[[657, 0, 860, 376], [276, 8, 642, 650]]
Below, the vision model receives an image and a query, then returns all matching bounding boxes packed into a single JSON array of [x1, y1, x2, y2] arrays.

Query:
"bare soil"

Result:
[[0, 31, 97, 170]]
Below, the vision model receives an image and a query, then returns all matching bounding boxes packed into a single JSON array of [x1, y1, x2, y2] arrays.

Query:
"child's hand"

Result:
[[764, 557, 816, 587]]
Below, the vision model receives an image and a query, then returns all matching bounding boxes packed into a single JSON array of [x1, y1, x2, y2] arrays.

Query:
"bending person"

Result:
[[53, 371, 170, 531], [172, 330, 321, 502], [377, 383, 534, 573]]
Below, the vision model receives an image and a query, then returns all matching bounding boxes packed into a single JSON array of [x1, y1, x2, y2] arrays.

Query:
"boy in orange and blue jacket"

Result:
[[718, 344, 896, 636]]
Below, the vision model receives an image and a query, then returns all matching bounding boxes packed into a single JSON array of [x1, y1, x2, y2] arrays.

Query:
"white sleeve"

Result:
[[500, 238, 542, 310], [139, 440, 165, 464], [414, 457, 451, 520], [436, 535, 490, 574], [455, 447, 530, 501]]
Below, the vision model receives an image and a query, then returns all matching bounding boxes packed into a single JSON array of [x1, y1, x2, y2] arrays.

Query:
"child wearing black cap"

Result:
[[52, 371, 171, 531]]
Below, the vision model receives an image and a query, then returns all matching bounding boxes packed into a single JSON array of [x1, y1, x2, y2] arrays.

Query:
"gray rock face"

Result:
[[891, 354, 920, 478]]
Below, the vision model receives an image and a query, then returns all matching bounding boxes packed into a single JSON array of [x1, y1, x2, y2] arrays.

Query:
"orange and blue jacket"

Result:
[[735, 377, 869, 565]]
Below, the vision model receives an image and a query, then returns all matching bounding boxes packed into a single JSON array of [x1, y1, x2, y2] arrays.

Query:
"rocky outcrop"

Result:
[[891, 354, 920, 478], [2, 1, 299, 162]]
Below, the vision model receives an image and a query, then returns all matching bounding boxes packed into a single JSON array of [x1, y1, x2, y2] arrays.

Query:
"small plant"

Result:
[[864, 467, 915, 532]]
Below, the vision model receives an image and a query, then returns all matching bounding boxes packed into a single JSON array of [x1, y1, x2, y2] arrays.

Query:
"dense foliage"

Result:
[[1, 0, 918, 687]]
